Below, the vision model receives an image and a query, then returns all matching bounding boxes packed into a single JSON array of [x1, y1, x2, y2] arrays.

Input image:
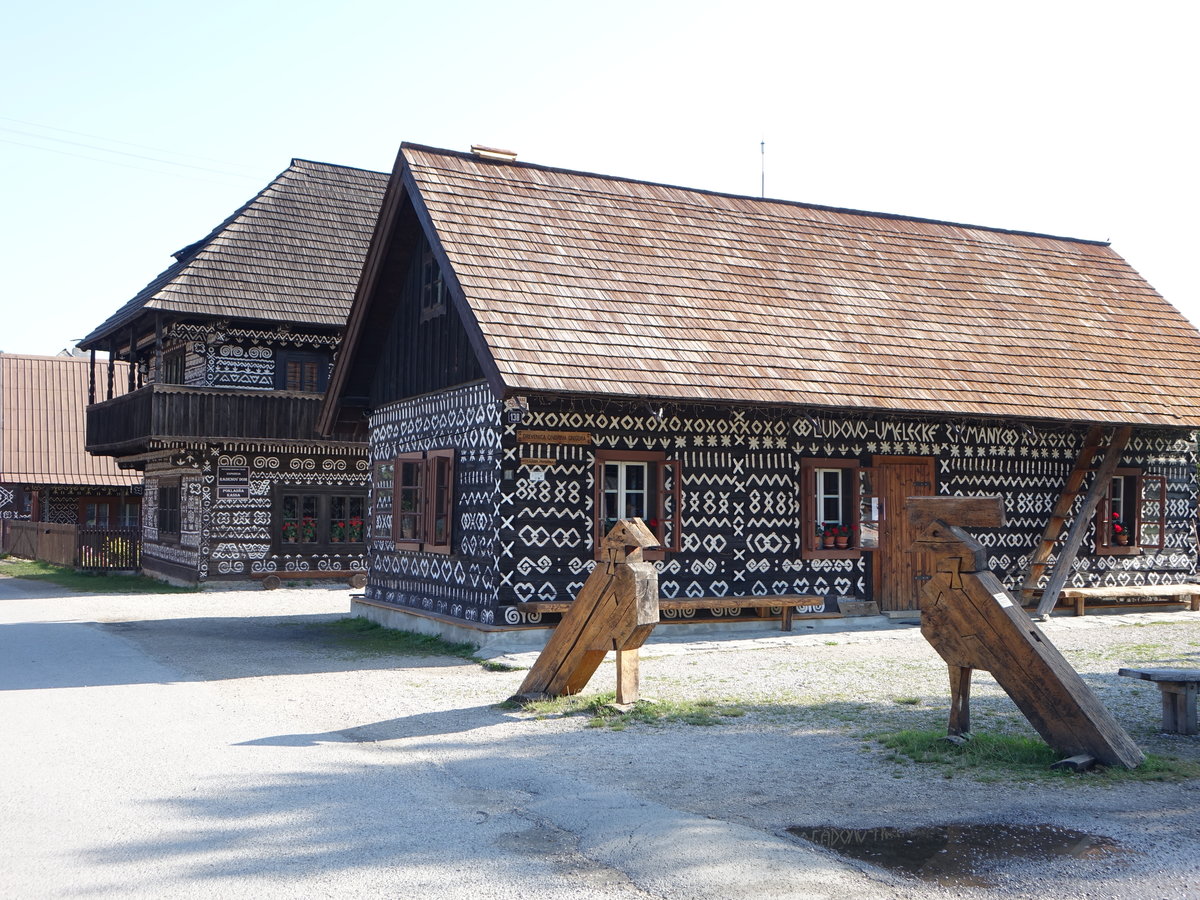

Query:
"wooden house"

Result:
[[320, 142, 1200, 639], [81, 160, 387, 584], [0, 352, 141, 524]]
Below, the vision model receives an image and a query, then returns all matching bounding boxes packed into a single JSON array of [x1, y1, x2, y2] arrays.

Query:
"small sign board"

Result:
[[520, 457, 557, 467], [217, 466, 250, 499], [516, 430, 591, 445]]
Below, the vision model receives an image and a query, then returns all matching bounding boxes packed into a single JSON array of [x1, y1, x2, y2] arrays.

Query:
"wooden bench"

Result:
[[252, 570, 368, 590], [1056, 584, 1200, 617], [517, 595, 831, 632], [1118, 667, 1200, 735]]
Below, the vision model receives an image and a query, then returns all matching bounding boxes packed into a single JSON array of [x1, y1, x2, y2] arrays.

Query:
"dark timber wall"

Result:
[[360, 390, 1198, 628], [368, 240, 483, 408], [366, 382, 502, 623]]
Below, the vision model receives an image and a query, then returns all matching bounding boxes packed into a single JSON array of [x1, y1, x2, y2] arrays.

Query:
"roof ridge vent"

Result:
[[470, 144, 518, 162]]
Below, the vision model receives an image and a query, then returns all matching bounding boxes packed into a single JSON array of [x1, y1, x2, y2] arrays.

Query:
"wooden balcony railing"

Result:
[[86, 384, 360, 455]]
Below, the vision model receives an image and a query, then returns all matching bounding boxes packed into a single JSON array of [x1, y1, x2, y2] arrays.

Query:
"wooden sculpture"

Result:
[[908, 496, 1144, 769], [511, 518, 660, 704]]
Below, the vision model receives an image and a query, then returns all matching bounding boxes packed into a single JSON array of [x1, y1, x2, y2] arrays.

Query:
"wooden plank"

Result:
[[1035, 427, 1133, 618], [907, 496, 1006, 531], [1118, 667, 1200, 683], [1063, 584, 1200, 599]]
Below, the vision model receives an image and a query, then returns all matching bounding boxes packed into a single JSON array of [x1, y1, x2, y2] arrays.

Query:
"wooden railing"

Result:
[[1, 521, 141, 571], [85, 384, 358, 455]]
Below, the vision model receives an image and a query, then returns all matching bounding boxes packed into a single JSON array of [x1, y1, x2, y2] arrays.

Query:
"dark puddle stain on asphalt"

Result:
[[787, 823, 1124, 887]]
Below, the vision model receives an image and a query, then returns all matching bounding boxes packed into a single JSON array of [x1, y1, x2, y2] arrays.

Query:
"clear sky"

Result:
[[2, 0, 1197, 356]]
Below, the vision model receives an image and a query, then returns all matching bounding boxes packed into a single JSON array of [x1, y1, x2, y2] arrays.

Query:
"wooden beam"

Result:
[[906, 496, 1005, 531], [1020, 425, 1105, 598], [1035, 426, 1132, 618]]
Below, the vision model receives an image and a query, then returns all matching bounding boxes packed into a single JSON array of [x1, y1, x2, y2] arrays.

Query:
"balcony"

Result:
[[86, 384, 362, 457]]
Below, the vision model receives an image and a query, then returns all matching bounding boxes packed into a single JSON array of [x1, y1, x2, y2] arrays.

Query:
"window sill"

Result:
[[803, 548, 863, 560], [1095, 545, 1144, 556]]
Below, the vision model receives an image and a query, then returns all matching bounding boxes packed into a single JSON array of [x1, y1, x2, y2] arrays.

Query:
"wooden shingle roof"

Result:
[[0, 354, 139, 486], [395, 143, 1200, 426], [80, 160, 389, 347]]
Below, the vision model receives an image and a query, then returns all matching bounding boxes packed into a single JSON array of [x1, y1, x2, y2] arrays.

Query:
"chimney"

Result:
[[470, 144, 518, 162]]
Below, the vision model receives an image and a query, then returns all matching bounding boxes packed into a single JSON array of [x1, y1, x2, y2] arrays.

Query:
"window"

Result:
[[1095, 469, 1166, 554], [420, 244, 449, 320], [593, 450, 681, 558], [800, 458, 861, 558], [275, 351, 330, 393], [161, 350, 186, 385], [391, 449, 456, 553], [274, 487, 368, 553], [158, 483, 181, 538], [81, 502, 110, 527], [118, 499, 141, 529]]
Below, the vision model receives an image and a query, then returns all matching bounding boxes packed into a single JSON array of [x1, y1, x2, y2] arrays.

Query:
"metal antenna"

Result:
[[760, 139, 765, 198]]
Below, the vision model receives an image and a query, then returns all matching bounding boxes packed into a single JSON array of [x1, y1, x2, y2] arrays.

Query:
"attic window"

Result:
[[420, 246, 448, 321]]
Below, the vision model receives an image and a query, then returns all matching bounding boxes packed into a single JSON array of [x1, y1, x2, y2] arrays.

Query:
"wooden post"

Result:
[[512, 518, 661, 703], [948, 665, 972, 736], [107, 340, 115, 400], [88, 348, 96, 405], [1034, 427, 1132, 618], [128, 326, 137, 392], [615, 649, 640, 705], [154, 314, 164, 384], [907, 496, 1144, 769]]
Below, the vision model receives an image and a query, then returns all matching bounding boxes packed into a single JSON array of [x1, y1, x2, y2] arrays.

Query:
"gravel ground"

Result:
[[1, 569, 1197, 899]]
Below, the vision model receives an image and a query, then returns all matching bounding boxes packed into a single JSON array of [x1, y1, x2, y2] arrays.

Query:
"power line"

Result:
[[0, 114, 261, 172], [0, 137, 260, 187], [0, 124, 262, 179]]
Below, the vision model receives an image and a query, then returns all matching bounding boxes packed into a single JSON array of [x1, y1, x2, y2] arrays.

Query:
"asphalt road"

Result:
[[0, 576, 882, 900]]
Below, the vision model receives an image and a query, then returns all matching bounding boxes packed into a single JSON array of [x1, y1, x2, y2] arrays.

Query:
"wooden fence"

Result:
[[1, 521, 141, 571]]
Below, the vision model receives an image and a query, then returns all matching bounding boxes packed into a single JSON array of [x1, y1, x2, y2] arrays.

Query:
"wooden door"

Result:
[[872, 456, 935, 611]]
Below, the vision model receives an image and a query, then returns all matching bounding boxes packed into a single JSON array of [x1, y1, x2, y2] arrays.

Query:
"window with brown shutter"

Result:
[[390, 449, 456, 554]]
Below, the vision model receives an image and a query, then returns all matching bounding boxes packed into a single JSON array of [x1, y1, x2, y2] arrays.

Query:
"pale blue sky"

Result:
[[2, 0, 1197, 355]]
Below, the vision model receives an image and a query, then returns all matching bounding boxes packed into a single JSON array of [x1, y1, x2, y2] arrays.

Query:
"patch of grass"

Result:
[[874, 729, 1200, 782], [521, 691, 747, 728], [893, 696, 922, 706], [478, 658, 522, 672], [310, 618, 479, 659], [0, 558, 196, 593]]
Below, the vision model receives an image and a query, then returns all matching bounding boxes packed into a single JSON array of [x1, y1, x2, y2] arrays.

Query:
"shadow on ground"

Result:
[[0, 615, 480, 690]]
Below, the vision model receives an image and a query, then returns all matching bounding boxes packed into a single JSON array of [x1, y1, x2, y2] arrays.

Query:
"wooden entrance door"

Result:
[[871, 456, 935, 611]]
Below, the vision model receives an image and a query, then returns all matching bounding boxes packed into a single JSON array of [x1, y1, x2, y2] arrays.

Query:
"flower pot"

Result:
[[1114, 533, 1129, 546], [822, 535, 836, 549], [835, 536, 849, 549]]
